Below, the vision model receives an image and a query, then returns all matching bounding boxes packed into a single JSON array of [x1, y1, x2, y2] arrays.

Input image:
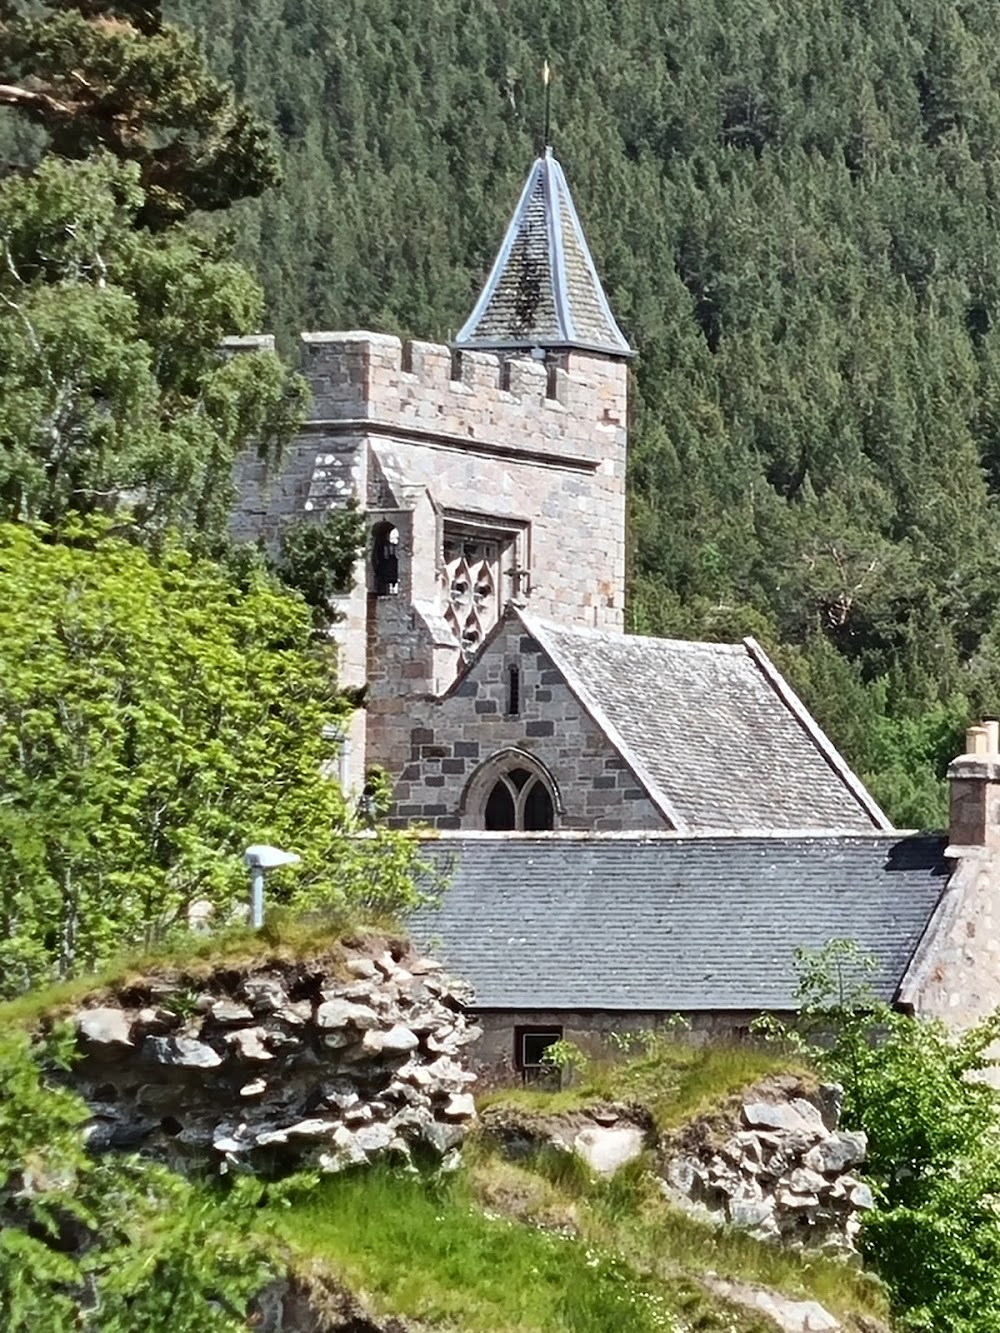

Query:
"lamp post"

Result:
[[243, 844, 301, 929]]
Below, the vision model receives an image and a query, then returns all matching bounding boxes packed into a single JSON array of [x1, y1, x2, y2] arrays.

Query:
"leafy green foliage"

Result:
[[0, 0, 280, 228], [0, 153, 304, 540], [0, 1027, 268, 1331], [766, 939, 1000, 1332], [0, 522, 428, 992], [274, 501, 368, 625]]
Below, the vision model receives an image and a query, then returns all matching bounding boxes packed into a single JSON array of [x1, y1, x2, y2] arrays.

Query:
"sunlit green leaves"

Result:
[[0, 522, 428, 991]]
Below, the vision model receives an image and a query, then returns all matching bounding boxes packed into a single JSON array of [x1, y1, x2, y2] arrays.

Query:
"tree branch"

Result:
[[0, 83, 72, 116]]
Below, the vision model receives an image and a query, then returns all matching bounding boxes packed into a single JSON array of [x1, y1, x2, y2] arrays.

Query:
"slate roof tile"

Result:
[[455, 150, 632, 357], [520, 612, 889, 831], [412, 834, 950, 1011]]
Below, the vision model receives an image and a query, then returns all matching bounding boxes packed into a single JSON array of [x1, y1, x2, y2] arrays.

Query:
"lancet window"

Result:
[[479, 766, 555, 832]]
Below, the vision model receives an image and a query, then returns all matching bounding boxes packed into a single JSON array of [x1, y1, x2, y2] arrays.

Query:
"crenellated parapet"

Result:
[[302, 331, 626, 467]]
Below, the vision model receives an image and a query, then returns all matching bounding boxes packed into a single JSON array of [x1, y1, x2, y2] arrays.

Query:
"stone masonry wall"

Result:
[[898, 853, 1000, 1029], [64, 939, 479, 1176], [470, 1009, 790, 1076], [229, 331, 630, 796], [379, 616, 664, 831]]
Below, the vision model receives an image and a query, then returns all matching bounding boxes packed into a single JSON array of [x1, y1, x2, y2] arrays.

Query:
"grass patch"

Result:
[[267, 1165, 777, 1333], [461, 1147, 887, 1329], [0, 909, 404, 1030], [480, 1034, 814, 1133], [582, 1168, 886, 1326]]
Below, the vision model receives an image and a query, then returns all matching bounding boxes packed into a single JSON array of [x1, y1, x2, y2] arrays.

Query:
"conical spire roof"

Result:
[[454, 148, 633, 358]]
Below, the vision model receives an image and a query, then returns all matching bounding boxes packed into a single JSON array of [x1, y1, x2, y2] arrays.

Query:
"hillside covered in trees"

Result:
[[4, 0, 1000, 824], [149, 0, 1000, 828]]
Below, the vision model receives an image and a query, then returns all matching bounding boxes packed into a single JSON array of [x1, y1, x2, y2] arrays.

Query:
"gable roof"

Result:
[[412, 833, 950, 1011], [518, 611, 891, 833], [454, 149, 633, 358]]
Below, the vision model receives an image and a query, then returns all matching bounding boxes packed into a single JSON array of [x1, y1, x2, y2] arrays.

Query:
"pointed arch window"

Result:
[[483, 765, 555, 832]]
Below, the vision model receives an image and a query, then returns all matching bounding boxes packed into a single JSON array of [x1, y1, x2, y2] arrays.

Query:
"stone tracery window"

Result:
[[443, 530, 503, 657], [484, 765, 555, 831], [462, 749, 561, 832]]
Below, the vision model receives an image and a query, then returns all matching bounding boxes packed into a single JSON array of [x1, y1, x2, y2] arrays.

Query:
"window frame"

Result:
[[461, 747, 562, 831], [515, 1025, 563, 1085]]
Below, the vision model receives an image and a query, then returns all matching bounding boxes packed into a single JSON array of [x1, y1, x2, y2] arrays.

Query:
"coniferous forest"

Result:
[[151, 0, 1000, 828], [5, 0, 1000, 819], [10, 8, 1000, 1331]]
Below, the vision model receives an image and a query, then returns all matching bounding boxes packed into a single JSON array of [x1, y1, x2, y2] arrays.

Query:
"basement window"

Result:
[[516, 1027, 563, 1086]]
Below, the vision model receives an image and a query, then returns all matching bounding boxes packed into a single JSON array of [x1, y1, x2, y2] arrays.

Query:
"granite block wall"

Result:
[[228, 329, 632, 810], [378, 617, 664, 832]]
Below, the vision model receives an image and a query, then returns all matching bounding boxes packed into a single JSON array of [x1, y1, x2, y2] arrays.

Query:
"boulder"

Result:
[[804, 1131, 868, 1175], [442, 1092, 476, 1121], [573, 1124, 645, 1175], [208, 999, 255, 1025], [225, 1027, 274, 1063], [361, 1025, 419, 1056], [315, 999, 379, 1031], [143, 1035, 222, 1068], [705, 1278, 841, 1332], [76, 1007, 133, 1050], [240, 977, 287, 1013]]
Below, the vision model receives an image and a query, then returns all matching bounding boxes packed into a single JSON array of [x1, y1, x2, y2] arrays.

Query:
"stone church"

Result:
[[231, 149, 1000, 1076], [232, 147, 890, 839]]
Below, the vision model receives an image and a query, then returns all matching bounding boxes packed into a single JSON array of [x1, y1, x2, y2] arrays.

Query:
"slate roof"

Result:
[[519, 611, 890, 832], [454, 149, 633, 358], [412, 834, 950, 1011]]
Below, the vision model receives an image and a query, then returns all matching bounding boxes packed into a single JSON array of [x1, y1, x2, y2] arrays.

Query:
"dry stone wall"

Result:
[[664, 1076, 872, 1253], [64, 941, 479, 1175]]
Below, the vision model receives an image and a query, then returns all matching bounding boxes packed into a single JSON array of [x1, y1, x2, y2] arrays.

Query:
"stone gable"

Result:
[[383, 616, 663, 831]]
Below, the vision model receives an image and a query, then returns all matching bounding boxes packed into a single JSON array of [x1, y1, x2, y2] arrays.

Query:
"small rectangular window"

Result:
[[516, 1027, 562, 1085], [507, 664, 520, 716]]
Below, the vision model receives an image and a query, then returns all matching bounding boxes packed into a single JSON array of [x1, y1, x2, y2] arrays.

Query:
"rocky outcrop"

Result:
[[664, 1076, 872, 1252], [252, 1268, 419, 1332], [480, 1100, 654, 1176], [63, 940, 479, 1174]]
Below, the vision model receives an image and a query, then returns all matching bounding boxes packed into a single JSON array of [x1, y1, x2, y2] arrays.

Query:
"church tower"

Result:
[[231, 149, 635, 809], [358, 149, 634, 790]]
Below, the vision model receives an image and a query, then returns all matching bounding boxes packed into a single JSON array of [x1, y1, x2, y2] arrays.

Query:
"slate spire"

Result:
[[454, 149, 633, 358]]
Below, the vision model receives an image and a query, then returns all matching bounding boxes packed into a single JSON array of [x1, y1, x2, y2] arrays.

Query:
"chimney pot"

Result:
[[967, 725, 990, 756], [985, 719, 1000, 755]]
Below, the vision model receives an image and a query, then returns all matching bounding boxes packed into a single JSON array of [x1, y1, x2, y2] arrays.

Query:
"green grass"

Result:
[[0, 910, 405, 1030], [480, 1034, 815, 1133], [267, 1165, 777, 1333], [459, 1147, 888, 1329]]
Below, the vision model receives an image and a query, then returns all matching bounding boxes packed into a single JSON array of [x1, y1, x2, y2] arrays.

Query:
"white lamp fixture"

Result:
[[243, 844, 301, 929]]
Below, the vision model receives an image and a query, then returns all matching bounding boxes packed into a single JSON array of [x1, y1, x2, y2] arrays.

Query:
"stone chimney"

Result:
[[948, 721, 1000, 851]]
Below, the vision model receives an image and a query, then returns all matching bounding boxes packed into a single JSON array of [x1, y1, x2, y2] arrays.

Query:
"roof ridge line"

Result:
[[742, 636, 893, 831], [543, 150, 575, 342], [518, 608, 691, 832], [418, 827, 925, 841], [527, 614, 745, 653]]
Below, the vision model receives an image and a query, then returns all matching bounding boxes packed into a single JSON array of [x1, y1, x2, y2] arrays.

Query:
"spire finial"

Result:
[[542, 59, 552, 153]]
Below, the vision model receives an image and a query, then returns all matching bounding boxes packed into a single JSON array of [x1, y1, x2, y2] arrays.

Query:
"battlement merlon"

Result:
[[301, 331, 627, 469]]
